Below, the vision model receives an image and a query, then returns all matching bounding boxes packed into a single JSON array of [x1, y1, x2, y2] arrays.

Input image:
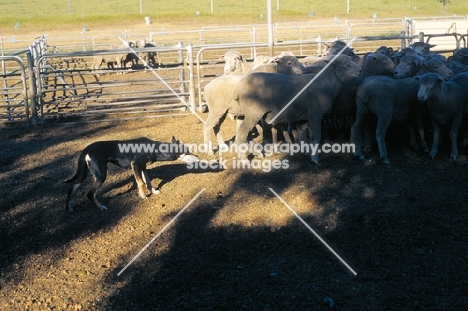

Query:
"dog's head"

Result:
[[170, 136, 199, 164]]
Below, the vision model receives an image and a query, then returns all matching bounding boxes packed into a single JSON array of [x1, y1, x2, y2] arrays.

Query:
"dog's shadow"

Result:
[[110, 162, 224, 197]]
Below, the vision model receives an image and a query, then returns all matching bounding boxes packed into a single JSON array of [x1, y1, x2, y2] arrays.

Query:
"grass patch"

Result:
[[0, 0, 467, 34]]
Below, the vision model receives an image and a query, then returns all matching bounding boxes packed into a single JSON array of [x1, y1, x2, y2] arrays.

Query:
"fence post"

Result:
[[267, 0, 274, 56], [200, 26, 204, 45], [177, 42, 188, 110], [317, 35, 322, 55], [27, 51, 39, 126], [186, 44, 197, 112], [252, 27, 257, 60], [81, 31, 87, 51], [419, 31, 424, 42], [400, 31, 406, 49]]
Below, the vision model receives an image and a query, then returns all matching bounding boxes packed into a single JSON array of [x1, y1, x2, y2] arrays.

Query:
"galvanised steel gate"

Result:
[[34, 43, 196, 124], [1, 28, 467, 127], [0, 56, 32, 126]]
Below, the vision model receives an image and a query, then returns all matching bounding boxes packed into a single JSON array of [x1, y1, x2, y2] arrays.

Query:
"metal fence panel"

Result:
[[2, 17, 468, 126], [0, 56, 30, 126], [409, 16, 468, 52], [35, 45, 195, 124]]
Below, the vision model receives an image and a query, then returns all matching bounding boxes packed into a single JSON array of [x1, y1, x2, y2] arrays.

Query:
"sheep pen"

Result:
[[2, 106, 468, 309], [2, 25, 468, 311]]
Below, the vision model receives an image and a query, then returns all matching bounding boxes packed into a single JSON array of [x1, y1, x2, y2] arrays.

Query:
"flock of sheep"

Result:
[[92, 40, 161, 70], [203, 41, 468, 164]]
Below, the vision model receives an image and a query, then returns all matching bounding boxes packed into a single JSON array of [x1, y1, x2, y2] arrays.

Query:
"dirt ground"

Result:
[[1, 110, 468, 311]]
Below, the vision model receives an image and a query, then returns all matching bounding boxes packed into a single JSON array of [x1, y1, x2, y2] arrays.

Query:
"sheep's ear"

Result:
[[438, 76, 444, 82], [274, 57, 282, 65], [414, 76, 420, 81]]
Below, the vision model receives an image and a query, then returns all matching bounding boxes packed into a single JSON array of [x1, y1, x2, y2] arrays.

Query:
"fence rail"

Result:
[[33, 44, 195, 125], [0, 56, 30, 125], [1, 17, 468, 126]]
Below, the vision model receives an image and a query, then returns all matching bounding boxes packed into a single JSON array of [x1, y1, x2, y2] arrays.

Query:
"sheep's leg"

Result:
[[307, 113, 323, 164], [363, 116, 376, 152], [271, 124, 278, 147], [215, 120, 228, 149], [351, 110, 367, 161], [429, 119, 441, 159], [409, 117, 429, 152], [270, 123, 286, 151], [249, 119, 264, 158], [418, 126, 430, 153], [375, 114, 392, 165], [281, 123, 294, 144], [203, 121, 216, 155], [408, 123, 419, 150], [255, 120, 266, 143], [235, 114, 263, 160], [462, 122, 468, 147], [236, 117, 265, 149], [416, 107, 430, 152], [290, 122, 299, 142], [449, 115, 463, 160], [203, 111, 227, 155], [284, 122, 297, 144], [295, 122, 310, 144], [157, 53, 162, 66], [270, 122, 293, 145]]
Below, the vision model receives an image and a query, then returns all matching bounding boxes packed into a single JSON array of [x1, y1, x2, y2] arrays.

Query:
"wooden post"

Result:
[[267, 0, 274, 56]]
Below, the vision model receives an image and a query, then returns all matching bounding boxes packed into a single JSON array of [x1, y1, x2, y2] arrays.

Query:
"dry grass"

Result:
[[1, 0, 468, 35]]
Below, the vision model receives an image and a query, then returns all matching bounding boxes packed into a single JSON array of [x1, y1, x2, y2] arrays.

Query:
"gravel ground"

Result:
[[1, 113, 468, 310]]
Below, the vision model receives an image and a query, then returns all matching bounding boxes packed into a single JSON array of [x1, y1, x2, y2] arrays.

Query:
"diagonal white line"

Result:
[[117, 188, 206, 276], [268, 188, 357, 276], [268, 37, 356, 125], [117, 36, 206, 124]]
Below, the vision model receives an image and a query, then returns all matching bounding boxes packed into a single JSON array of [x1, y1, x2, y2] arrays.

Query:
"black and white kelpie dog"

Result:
[[65, 136, 198, 212]]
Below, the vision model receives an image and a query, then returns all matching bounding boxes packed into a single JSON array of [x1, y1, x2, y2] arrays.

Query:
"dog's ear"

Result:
[[171, 136, 183, 144]]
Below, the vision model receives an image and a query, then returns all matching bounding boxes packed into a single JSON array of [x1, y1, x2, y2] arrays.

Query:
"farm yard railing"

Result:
[[1, 24, 468, 126], [4, 17, 462, 55], [0, 56, 31, 126], [33, 43, 196, 125], [0, 18, 406, 54]]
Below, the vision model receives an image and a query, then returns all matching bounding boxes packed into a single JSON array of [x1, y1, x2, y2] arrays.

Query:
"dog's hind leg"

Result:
[[131, 162, 149, 199], [66, 183, 82, 213], [142, 169, 161, 195], [86, 155, 109, 211], [86, 184, 108, 211], [65, 152, 90, 213]]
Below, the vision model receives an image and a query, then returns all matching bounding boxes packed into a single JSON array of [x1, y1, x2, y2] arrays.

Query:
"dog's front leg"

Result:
[[131, 162, 149, 198], [142, 169, 161, 195]]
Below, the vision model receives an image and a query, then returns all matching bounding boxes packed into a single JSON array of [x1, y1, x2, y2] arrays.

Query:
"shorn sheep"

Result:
[[92, 41, 137, 70], [416, 72, 468, 160], [233, 55, 362, 164], [203, 54, 307, 155]]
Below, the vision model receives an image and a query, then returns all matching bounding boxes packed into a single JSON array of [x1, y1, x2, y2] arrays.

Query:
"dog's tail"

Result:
[[64, 175, 78, 183], [65, 152, 88, 184]]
